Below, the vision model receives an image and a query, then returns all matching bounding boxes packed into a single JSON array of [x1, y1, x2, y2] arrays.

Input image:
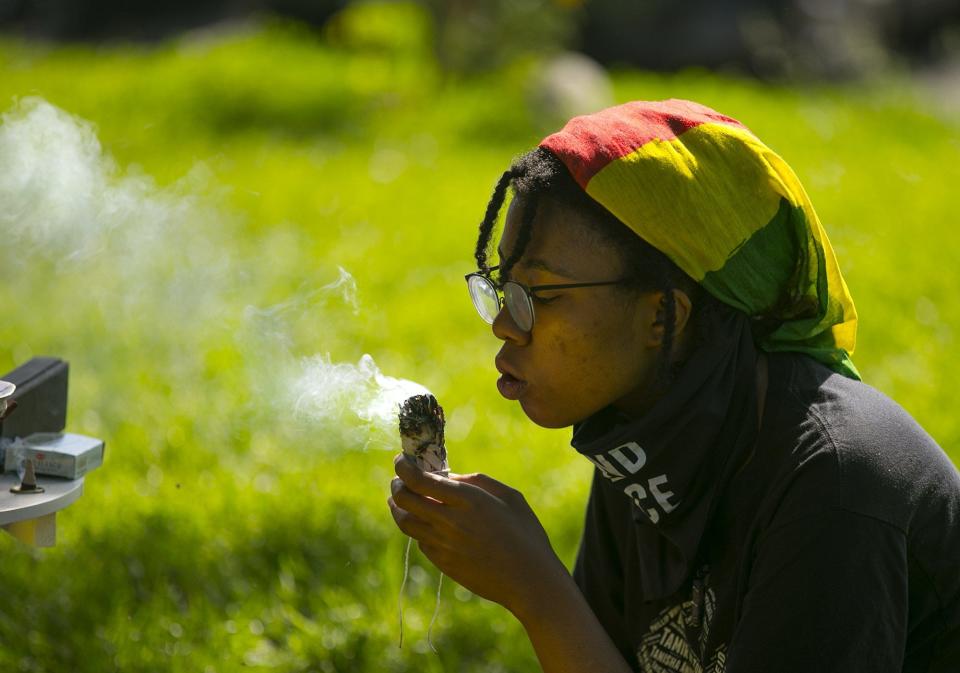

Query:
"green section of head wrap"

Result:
[[701, 198, 860, 380]]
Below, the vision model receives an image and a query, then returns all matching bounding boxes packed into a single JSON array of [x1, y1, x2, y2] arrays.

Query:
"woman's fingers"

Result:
[[388, 495, 436, 541], [393, 454, 475, 507], [391, 477, 448, 523], [417, 540, 447, 567], [387, 458, 563, 611], [452, 472, 520, 502]]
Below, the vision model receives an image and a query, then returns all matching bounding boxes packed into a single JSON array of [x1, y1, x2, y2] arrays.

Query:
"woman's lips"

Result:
[[496, 371, 528, 400], [495, 355, 528, 400], [495, 358, 527, 400]]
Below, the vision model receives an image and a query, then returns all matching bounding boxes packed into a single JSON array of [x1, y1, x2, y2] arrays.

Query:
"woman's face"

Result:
[[491, 197, 666, 428]]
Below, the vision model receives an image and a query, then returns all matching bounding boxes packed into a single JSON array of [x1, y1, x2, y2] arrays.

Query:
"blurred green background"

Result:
[[0, 2, 958, 671]]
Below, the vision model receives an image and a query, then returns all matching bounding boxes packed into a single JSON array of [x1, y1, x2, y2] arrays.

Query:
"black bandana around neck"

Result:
[[571, 308, 759, 599]]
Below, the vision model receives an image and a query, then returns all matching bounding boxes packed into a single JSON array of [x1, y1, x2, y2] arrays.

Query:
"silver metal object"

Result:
[[0, 380, 15, 420]]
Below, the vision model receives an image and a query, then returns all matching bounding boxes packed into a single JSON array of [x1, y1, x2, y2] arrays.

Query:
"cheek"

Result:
[[523, 309, 650, 426], [515, 328, 594, 427], [574, 316, 645, 390]]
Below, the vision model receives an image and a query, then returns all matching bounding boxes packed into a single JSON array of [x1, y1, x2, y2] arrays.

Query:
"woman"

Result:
[[388, 99, 960, 672]]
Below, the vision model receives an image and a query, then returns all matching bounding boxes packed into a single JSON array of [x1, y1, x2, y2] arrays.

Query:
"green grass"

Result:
[[0, 15, 957, 672]]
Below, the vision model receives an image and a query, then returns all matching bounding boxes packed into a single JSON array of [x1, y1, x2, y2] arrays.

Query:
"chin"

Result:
[[518, 398, 581, 429]]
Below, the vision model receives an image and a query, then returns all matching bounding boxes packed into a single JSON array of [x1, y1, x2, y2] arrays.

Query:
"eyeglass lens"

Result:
[[467, 274, 500, 323], [467, 274, 536, 332], [503, 283, 533, 331]]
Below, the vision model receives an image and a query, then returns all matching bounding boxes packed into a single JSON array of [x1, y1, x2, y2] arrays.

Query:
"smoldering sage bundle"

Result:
[[397, 394, 448, 651]]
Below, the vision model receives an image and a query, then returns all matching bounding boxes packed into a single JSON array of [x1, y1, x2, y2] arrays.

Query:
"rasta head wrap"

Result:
[[541, 99, 860, 380]]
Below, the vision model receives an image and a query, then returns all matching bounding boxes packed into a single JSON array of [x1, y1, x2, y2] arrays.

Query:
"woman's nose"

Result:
[[492, 305, 530, 345]]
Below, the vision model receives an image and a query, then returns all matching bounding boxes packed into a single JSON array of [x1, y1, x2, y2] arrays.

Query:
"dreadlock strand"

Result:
[[474, 169, 514, 272], [501, 192, 538, 279], [660, 286, 677, 383]]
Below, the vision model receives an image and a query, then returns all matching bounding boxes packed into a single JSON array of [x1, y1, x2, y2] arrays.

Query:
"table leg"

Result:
[[2, 512, 57, 547]]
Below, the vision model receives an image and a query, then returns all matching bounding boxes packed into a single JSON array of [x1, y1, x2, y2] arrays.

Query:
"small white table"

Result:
[[0, 473, 84, 547]]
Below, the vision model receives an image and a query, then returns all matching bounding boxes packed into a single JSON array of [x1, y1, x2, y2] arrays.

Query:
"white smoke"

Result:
[[0, 97, 429, 455], [240, 271, 430, 451], [0, 96, 231, 331], [0, 97, 203, 264], [291, 353, 431, 449], [0, 97, 114, 254]]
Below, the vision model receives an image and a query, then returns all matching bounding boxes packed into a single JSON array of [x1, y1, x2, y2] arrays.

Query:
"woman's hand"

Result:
[[387, 453, 567, 616], [389, 454, 634, 673]]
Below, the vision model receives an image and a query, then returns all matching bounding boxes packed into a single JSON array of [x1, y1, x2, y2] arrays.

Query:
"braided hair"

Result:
[[473, 147, 722, 384]]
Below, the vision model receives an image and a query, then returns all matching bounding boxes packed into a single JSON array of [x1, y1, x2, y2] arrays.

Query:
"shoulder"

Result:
[[749, 353, 960, 532], [733, 356, 960, 656]]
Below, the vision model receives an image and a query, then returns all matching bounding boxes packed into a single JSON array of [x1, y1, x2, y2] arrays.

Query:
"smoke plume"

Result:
[[0, 97, 428, 454]]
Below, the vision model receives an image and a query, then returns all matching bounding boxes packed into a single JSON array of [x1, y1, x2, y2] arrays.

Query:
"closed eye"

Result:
[[530, 293, 560, 305]]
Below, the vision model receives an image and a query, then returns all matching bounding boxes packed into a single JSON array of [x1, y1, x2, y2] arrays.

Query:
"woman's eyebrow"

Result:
[[495, 247, 574, 278], [523, 257, 575, 277]]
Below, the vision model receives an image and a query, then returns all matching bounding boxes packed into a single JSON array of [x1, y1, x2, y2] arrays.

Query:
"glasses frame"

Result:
[[465, 265, 627, 332]]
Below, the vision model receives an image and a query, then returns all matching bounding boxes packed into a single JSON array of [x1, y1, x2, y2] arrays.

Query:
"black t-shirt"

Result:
[[573, 352, 960, 672]]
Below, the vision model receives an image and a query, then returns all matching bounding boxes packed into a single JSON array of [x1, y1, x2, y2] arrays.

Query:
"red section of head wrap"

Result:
[[539, 99, 748, 189]]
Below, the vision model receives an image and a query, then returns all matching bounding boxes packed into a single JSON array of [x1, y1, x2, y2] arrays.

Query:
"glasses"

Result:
[[465, 266, 626, 333]]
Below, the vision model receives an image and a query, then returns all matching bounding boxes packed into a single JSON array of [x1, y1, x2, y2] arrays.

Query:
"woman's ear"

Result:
[[671, 289, 693, 338], [646, 289, 693, 347], [638, 291, 667, 348]]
